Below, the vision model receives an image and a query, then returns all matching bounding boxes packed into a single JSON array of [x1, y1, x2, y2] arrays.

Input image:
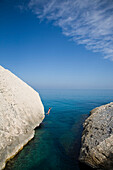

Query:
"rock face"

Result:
[[0, 66, 45, 169], [79, 102, 113, 170]]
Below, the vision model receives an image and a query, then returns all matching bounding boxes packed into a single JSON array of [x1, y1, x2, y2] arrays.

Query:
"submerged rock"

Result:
[[0, 66, 45, 169], [79, 102, 113, 170]]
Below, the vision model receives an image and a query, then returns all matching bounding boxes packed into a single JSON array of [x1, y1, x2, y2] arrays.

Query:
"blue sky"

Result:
[[1, 0, 113, 89]]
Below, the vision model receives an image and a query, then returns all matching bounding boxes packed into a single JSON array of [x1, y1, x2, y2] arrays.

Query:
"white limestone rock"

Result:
[[79, 102, 113, 169], [0, 66, 45, 169]]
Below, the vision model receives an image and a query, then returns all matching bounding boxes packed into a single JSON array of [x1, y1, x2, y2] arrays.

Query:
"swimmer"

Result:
[[46, 107, 52, 115]]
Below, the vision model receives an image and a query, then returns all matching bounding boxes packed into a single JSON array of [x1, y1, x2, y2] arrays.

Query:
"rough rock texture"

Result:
[[79, 102, 113, 170], [0, 66, 45, 169]]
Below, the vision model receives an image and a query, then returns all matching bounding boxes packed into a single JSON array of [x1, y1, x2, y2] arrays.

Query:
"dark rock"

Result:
[[79, 102, 113, 170]]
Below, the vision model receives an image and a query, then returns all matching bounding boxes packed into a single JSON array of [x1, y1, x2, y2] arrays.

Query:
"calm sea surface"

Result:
[[5, 89, 113, 170]]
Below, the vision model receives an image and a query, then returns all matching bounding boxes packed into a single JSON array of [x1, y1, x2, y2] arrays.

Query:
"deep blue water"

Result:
[[5, 89, 113, 170]]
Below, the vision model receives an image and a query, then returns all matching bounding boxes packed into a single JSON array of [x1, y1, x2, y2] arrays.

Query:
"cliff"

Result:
[[79, 102, 113, 169], [0, 66, 45, 169]]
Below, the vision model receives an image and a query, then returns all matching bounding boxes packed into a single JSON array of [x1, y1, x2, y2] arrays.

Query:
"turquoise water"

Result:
[[6, 89, 113, 170]]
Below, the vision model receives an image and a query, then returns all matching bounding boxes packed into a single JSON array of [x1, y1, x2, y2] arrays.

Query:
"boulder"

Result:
[[0, 66, 45, 169], [79, 102, 113, 169]]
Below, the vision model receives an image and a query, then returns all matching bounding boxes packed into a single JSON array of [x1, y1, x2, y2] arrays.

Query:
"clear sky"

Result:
[[1, 0, 113, 89]]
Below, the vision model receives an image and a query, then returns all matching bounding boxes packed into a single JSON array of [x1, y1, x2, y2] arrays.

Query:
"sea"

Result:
[[5, 89, 113, 170]]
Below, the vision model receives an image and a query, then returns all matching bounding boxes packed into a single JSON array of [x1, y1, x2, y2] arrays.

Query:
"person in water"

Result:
[[46, 107, 52, 115]]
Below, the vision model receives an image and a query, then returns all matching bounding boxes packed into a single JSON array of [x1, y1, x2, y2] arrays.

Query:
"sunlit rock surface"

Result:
[[79, 102, 113, 170], [0, 66, 45, 169]]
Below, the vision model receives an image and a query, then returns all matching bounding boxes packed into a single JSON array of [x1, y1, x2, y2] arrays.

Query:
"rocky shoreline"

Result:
[[79, 102, 113, 170], [0, 66, 45, 169]]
